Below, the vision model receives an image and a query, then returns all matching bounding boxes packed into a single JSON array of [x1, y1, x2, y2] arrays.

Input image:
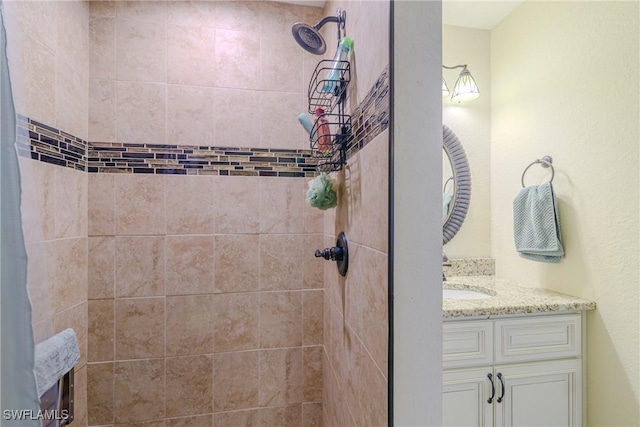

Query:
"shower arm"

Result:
[[313, 9, 346, 41]]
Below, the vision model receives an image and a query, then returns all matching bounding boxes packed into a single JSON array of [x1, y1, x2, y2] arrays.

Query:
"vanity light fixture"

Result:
[[442, 64, 480, 103]]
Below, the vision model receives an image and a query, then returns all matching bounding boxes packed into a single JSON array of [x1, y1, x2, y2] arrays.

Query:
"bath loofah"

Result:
[[306, 173, 337, 210]]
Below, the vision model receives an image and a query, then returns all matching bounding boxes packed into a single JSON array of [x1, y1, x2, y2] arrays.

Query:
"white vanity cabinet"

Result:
[[443, 313, 584, 427]]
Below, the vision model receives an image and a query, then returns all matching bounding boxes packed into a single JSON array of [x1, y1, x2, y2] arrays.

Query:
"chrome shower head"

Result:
[[291, 9, 346, 56], [292, 22, 327, 55]]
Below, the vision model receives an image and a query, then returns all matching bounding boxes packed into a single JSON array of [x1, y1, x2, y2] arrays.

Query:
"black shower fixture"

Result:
[[291, 9, 346, 55]]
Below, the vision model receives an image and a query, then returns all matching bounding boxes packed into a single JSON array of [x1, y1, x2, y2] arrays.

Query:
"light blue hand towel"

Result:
[[513, 182, 564, 263], [34, 328, 80, 397], [443, 192, 453, 220]]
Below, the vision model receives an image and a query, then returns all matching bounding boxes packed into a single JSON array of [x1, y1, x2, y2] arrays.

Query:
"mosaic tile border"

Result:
[[348, 65, 389, 157], [16, 115, 88, 171], [87, 143, 319, 177], [17, 66, 389, 177]]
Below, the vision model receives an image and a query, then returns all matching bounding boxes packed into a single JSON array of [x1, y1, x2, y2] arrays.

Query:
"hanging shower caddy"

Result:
[[307, 59, 352, 172]]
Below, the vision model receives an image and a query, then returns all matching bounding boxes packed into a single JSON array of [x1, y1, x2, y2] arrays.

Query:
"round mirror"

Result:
[[443, 124, 471, 244]]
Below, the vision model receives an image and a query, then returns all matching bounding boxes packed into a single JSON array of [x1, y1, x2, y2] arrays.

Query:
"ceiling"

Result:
[[442, 0, 524, 30]]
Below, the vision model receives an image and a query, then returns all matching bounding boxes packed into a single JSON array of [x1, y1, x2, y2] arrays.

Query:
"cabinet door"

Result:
[[443, 368, 494, 427], [494, 360, 582, 427]]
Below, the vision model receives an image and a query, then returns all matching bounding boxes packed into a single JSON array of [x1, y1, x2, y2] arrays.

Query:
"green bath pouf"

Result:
[[306, 173, 337, 210]]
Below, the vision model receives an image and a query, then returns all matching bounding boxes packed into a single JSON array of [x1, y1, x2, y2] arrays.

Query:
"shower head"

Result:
[[292, 22, 327, 55], [291, 9, 346, 56]]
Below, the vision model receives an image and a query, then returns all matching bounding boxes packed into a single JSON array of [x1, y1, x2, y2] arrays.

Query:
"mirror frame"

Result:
[[443, 124, 471, 244]]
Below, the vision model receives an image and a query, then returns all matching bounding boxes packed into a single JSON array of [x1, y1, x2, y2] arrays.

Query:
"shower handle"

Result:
[[314, 232, 349, 277]]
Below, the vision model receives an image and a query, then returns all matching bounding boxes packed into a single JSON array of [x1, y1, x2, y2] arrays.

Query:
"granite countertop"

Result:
[[443, 275, 596, 318]]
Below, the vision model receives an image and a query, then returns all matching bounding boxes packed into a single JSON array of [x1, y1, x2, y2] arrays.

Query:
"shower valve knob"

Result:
[[315, 247, 344, 261], [314, 232, 349, 277]]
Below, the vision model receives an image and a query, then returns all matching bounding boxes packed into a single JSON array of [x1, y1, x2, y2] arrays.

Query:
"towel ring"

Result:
[[443, 176, 454, 193], [521, 155, 554, 188]]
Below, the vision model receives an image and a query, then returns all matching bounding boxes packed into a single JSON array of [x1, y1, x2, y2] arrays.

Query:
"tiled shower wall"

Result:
[[5, 1, 90, 426], [86, 1, 326, 426], [321, 1, 390, 426]]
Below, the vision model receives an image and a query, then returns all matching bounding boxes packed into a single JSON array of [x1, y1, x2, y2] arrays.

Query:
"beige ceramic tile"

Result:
[[88, 300, 114, 363], [214, 29, 260, 90], [115, 174, 165, 236], [26, 159, 56, 241], [53, 300, 88, 368], [20, 33, 56, 130], [87, 362, 114, 426], [88, 236, 115, 300], [165, 295, 214, 356], [115, 236, 165, 297], [56, 59, 89, 140], [213, 234, 259, 293], [166, 175, 214, 235], [90, 17, 116, 80], [56, 0, 89, 79], [26, 241, 53, 324], [259, 291, 302, 348], [303, 235, 323, 290], [88, 173, 115, 236], [164, 414, 213, 427], [302, 290, 323, 345], [259, 235, 304, 291], [55, 167, 88, 239], [90, 1, 115, 18], [259, 178, 304, 234], [259, 92, 306, 150], [114, 359, 165, 423], [360, 353, 387, 427], [48, 237, 88, 314], [323, 234, 344, 312], [213, 176, 260, 234], [115, 81, 167, 145], [213, 351, 259, 412], [167, 25, 216, 87], [213, 88, 261, 148], [303, 202, 324, 234], [166, 236, 214, 296], [114, 297, 165, 360], [303, 346, 323, 402], [260, 33, 303, 93], [213, 1, 260, 32], [213, 293, 259, 353], [33, 318, 54, 347], [75, 364, 88, 427], [347, 245, 388, 374], [165, 355, 213, 418], [116, 1, 167, 23], [258, 405, 302, 427], [350, 130, 389, 253], [259, 348, 303, 407], [89, 79, 116, 142], [302, 402, 323, 427], [213, 409, 259, 427], [260, 2, 306, 35], [167, 1, 216, 28], [167, 85, 216, 146], [14, 1, 57, 51]]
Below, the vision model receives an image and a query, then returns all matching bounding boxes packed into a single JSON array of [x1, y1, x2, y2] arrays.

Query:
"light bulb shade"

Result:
[[451, 68, 479, 103], [442, 78, 450, 98]]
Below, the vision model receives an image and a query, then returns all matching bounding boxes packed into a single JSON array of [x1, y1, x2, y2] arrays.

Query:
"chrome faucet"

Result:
[[442, 251, 452, 281]]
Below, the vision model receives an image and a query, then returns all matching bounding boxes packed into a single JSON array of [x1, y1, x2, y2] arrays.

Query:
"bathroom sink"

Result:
[[443, 289, 492, 300]]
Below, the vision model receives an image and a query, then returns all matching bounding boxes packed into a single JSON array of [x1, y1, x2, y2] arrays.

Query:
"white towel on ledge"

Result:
[[34, 328, 80, 397], [513, 182, 564, 263]]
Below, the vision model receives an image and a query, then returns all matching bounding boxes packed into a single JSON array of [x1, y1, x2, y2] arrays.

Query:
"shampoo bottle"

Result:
[[315, 108, 332, 156], [322, 37, 354, 93]]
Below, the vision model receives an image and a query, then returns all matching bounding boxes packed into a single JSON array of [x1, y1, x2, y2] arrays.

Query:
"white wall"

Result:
[[491, 2, 639, 425], [443, 24, 491, 258]]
